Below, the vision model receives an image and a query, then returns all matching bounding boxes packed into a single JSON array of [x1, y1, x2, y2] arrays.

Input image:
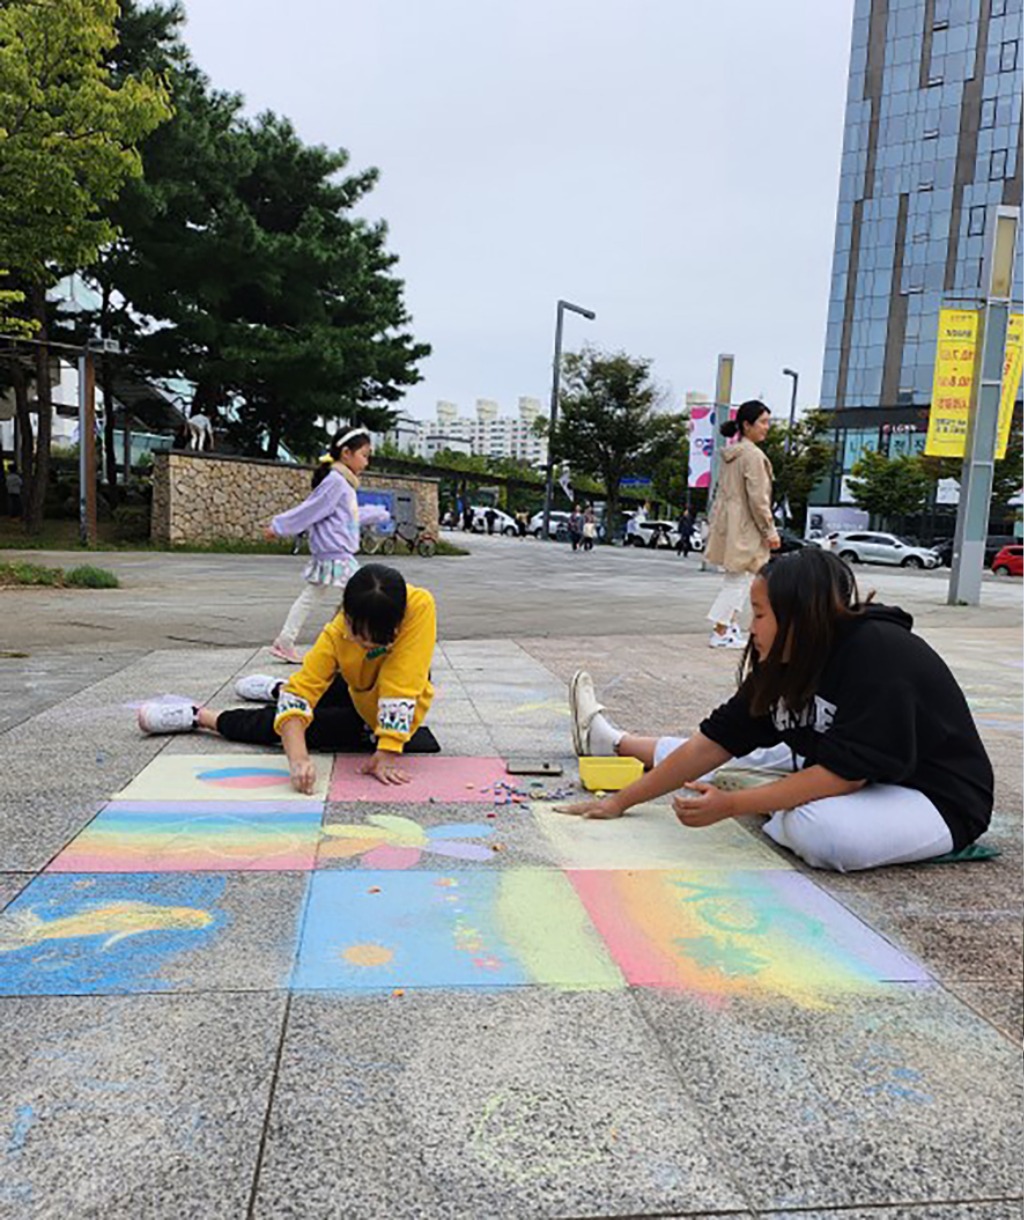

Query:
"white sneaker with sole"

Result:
[[235, 674, 281, 703], [568, 670, 605, 755], [725, 625, 748, 650], [137, 700, 196, 735]]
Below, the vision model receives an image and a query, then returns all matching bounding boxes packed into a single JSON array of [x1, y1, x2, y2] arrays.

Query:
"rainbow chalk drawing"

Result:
[[48, 801, 324, 873], [317, 813, 495, 869], [0, 874, 225, 995], [531, 802, 789, 871], [569, 868, 930, 1010], [294, 869, 623, 991], [115, 753, 331, 802], [328, 755, 510, 804]]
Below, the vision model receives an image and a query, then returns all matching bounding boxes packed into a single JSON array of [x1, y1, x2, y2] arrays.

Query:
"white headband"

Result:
[[335, 426, 369, 449]]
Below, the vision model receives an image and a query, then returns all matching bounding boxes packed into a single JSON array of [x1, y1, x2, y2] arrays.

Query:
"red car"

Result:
[[991, 544, 1023, 576]]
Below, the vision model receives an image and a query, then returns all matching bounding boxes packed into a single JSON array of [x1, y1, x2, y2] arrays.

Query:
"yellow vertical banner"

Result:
[[995, 312, 1023, 459], [924, 308, 979, 457]]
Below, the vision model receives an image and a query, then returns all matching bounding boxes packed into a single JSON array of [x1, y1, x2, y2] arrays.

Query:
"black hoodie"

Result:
[[699, 604, 994, 851]]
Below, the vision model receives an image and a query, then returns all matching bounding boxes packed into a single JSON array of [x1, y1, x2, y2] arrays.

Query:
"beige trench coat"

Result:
[[704, 438, 775, 574]]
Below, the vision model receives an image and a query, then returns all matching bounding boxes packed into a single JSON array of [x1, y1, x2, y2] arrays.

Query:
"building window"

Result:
[[980, 97, 996, 129], [1000, 41, 1019, 73], [968, 204, 988, 237], [990, 148, 1008, 180], [991, 0, 1007, 17]]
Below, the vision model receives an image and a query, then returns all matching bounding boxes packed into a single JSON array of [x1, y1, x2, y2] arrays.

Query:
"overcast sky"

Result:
[[181, 0, 856, 422]]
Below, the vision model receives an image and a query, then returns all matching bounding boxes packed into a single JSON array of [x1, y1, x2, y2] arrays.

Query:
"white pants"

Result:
[[278, 581, 340, 647], [707, 570, 752, 628], [653, 736, 954, 873]]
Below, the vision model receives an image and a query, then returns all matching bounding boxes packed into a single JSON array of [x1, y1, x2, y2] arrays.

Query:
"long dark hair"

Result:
[[343, 563, 407, 645], [311, 427, 372, 489], [720, 399, 769, 440], [740, 548, 866, 718]]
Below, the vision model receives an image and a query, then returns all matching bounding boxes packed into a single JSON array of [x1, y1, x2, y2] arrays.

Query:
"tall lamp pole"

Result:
[[782, 367, 799, 455], [948, 204, 1020, 606], [542, 298, 595, 539]]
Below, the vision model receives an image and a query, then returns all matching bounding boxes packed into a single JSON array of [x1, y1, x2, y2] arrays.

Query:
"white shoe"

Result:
[[137, 700, 196, 735], [708, 629, 733, 648], [568, 670, 605, 755], [235, 673, 281, 703], [725, 626, 749, 650]]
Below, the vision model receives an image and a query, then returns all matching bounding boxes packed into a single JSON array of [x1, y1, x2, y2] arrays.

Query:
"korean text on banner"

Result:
[[924, 309, 979, 458], [996, 313, 1023, 460]]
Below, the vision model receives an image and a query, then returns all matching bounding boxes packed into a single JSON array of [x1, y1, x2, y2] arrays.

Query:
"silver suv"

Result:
[[832, 531, 940, 570]]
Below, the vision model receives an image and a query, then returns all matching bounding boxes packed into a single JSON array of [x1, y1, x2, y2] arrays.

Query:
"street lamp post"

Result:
[[782, 367, 799, 455], [542, 299, 595, 539], [948, 204, 1020, 606]]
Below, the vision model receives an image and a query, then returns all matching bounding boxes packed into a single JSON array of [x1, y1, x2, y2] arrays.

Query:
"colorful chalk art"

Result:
[[0, 752, 933, 1006]]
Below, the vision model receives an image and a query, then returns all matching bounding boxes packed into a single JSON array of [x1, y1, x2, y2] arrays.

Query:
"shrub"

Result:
[[64, 565, 120, 588], [0, 561, 62, 586], [112, 503, 151, 542]]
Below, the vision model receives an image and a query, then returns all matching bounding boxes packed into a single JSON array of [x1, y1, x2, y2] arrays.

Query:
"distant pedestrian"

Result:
[[484, 507, 498, 536], [705, 400, 780, 649], [264, 427, 390, 664], [675, 507, 694, 558], [515, 510, 528, 538], [581, 505, 597, 552], [568, 504, 584, 552], [462, 504, 474, 532]]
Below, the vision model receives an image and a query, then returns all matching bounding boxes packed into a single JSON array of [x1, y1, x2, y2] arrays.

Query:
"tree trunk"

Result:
[[12, 361, 31, 527], [25, 284, 51, 534]]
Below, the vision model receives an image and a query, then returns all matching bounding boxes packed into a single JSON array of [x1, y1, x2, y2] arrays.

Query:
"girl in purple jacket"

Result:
[[266, 428, 390, 663]]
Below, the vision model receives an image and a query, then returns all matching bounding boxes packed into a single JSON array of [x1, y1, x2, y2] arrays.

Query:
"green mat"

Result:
[[922, 842, 1002, 864]]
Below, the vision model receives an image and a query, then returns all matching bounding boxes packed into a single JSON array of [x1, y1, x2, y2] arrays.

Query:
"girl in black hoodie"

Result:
[[563, 548, 993, 872]]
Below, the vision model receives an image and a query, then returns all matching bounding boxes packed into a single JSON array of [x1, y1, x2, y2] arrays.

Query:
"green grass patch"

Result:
[[433, 539, 468, 556], [0, 560, 119, 589]]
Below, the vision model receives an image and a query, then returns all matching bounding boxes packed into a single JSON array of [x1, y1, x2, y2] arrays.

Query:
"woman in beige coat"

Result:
[[704, 400, 780, 647]]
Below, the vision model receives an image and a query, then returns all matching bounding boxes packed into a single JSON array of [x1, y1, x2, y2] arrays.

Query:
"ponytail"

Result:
[[310, 426, 372, 488]]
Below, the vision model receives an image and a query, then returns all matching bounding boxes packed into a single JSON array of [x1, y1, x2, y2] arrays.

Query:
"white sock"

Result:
[[587, 712, 625, 757]]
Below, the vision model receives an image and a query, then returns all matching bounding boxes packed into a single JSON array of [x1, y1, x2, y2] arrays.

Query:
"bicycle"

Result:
[[364, 522, 437, 558]]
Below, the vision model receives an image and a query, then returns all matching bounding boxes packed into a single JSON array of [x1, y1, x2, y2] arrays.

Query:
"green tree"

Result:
[[549, 347, 678, 533], [847, 449, 932, 528], [0, 0, 170, 529], [921, 419, 1022, 520], [762, 408, 837, 530]]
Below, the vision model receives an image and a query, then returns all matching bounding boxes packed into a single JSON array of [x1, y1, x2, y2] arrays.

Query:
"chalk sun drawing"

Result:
[[318, 813, 495, 869]]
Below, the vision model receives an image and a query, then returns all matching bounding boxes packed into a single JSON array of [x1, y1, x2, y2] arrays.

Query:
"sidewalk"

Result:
[[0, 619, 1020, 1218]]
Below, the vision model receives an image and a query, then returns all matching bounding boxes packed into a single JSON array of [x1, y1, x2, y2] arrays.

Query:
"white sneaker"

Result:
[[725, 626, 749, 650], [568, 670, 605, 755], [137, 700, 196, 735], [235, 674, 281, 703], [708, 629, 733, 648]]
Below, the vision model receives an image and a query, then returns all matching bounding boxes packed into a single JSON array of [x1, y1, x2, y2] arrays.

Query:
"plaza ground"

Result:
[[0, 533, 1020, 1218]]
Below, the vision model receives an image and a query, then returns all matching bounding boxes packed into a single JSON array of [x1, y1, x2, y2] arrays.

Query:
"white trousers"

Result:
[[278, 581, 340, 647], [653, 736, 953, 873], [707, 570, 752, 628]]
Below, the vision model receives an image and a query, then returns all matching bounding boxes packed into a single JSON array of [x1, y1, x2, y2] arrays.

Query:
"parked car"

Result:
[[984, 534, 1018, 566], [832, 531, 941, 569], [991, 544, 1023, 576], [528, 509, 571, 539], [469, 505, 519, 535], [777, 529, 812, 554], [624, 517, 679, 548]]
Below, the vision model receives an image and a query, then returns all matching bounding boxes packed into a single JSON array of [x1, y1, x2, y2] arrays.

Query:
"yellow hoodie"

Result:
[[273, 584, 436, 753]]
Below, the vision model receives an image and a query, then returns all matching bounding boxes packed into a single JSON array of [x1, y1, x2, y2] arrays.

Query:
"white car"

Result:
[[528, 510, 572, 538], [469, 505, 519, 536], [832, 531, 940, 569]]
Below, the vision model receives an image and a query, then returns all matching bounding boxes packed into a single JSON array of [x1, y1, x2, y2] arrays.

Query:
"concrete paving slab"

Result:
[[115, 751, 331, 802], [48, 800, 324, 873], [636, 985, 1023, 1211], [0, 871, 307, 995], [531, 801, 792, 870], [316, 802, 548, 871], [570, 868, 929, 1003], [0, 648, 144, 734], [0, 872, 30, 910], [251, 989, 749, 1219], [763, 1208, 1022, 1220], [944, 980, 1024, 1041], [0, 992, 285, 1219], [0, 792, 105, 872], [294, 868, 623, 992], [431, 724, 499, 756]]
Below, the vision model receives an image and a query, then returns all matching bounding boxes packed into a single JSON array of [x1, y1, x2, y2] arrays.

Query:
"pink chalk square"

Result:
[[328, 755, 510, 804]]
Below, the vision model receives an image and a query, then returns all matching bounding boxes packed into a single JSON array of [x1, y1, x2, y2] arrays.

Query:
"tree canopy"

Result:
[[847, 449, 933, 527]]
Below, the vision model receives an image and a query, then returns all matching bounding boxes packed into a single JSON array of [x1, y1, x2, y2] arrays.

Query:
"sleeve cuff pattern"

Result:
[[274, 690, 312, 732], [377, 697, 416, 737]]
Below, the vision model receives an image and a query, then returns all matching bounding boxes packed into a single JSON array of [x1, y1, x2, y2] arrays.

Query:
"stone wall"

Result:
[[150, 451, 440, 546]]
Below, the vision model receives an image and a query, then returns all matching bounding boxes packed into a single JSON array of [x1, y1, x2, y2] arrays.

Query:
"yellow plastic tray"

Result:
[[578, 755, 644, 792]]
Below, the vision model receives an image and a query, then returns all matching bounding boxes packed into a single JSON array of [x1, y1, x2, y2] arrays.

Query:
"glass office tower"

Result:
[[819, 0, 1022, 502]]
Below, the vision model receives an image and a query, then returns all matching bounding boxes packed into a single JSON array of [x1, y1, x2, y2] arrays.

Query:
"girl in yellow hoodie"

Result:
[[138, 565, 437, 790]]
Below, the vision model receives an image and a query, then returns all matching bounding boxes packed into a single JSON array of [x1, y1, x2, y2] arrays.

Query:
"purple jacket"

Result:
[[270, 469, 390, 561]]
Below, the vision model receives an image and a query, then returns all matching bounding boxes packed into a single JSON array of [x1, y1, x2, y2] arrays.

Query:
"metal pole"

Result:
[[541, 302, 566, 541], [948, 206, 1019, 605], [77, 350, 97, 546], [783, 368, 799, 454], [708, 354, 735, 503]]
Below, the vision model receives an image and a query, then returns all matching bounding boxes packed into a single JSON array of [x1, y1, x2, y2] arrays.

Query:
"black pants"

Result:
[[216, 677, 440, 753]]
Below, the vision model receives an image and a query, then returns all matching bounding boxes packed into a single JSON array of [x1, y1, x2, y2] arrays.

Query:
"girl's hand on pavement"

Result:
[[358, 750, 411, 785], [289, 756, 317, 795], [672, 782, 736, 827], [556, 798, 625, 820]]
